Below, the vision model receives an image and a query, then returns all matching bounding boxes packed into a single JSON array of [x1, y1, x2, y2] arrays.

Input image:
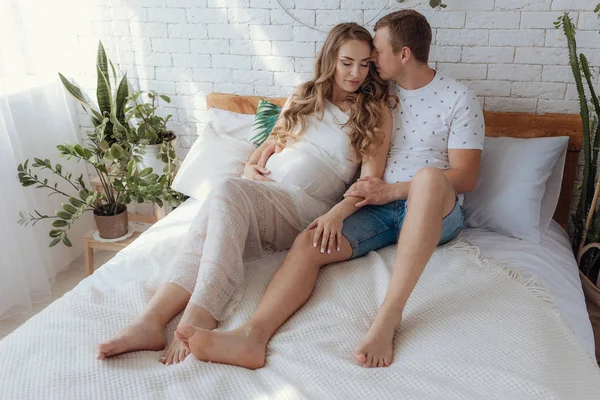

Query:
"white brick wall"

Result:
[[47, 0, 599, 221]]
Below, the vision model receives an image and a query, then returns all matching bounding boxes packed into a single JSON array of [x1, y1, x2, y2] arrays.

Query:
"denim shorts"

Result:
[[341, 197, 464, 260]]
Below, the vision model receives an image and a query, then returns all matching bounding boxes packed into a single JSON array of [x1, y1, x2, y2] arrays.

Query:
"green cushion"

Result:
[[249, 99, 282, 146]]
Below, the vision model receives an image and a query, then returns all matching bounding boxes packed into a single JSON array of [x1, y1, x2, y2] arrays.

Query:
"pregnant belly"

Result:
[[265, 148, 345, 203]]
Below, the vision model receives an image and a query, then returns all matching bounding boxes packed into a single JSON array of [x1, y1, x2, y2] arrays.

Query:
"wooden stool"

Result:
[[82, 177, 167, 275], [82, 230, 142, 276]]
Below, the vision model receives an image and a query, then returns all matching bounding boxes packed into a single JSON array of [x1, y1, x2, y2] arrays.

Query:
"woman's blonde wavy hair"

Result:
[[271, 22, 398, 161]]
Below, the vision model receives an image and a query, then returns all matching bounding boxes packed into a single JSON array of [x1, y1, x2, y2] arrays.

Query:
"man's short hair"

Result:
[[374, 10, 432, 64]]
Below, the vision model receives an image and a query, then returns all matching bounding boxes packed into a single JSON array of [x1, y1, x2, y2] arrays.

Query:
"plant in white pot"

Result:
[[127, 90, 179, 177]]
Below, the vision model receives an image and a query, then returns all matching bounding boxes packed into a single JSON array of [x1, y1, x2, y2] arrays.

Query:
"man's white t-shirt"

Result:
[[383, 71, 484, 190]]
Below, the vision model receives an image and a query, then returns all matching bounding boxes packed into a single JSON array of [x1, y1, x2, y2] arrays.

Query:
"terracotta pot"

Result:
[[580, 272, 600, 365], [94, 204, 128, 239]]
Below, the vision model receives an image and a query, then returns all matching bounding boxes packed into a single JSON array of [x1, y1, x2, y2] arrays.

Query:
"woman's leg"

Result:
[[174, 179, 311, 368], [99, 215, 215, 361], [160, 222, 220, 365], [97, 283, 191, 359], [176, 229, 353, 369], [184, 179, 303, 321]]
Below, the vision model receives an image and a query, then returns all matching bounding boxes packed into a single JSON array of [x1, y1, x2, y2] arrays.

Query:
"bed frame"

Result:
[[206, 92, 583, 229]]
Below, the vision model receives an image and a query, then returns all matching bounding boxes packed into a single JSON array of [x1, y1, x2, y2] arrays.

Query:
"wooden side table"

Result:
[[82, 177, 167, 275], [82, 230, 142, 276]]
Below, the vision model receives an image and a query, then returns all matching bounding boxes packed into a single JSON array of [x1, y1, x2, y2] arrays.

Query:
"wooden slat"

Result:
[[206, 92, 584, 229]]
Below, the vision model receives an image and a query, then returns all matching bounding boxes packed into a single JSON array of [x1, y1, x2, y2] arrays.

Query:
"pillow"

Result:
[[172, 123, 255, 201], [208, 108, 255, 141], [248, 99, 282, 146], [463, 136, 569, 243]]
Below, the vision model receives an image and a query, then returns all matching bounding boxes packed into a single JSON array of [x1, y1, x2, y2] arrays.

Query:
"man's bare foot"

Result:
[[97, 317, 166, 360], [353, 316, 399, 368], [160, 303, 218, 365], [175, 325, 268, 370]]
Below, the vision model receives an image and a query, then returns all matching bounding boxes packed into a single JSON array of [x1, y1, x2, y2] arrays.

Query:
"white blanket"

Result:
[[1, 203, 599, 399]]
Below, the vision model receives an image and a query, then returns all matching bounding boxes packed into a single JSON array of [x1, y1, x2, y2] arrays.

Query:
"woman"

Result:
[[97, 22, 396, 365]]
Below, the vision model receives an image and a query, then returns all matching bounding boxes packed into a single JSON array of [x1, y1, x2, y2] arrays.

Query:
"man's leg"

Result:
[[354, 167, 457, 368]]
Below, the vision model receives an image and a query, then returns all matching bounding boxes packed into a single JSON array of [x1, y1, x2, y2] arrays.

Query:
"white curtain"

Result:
[[0, 0, 93, 321]]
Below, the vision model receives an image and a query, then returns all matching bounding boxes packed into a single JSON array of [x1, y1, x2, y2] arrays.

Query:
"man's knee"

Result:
[[412, 167, 448, 191]]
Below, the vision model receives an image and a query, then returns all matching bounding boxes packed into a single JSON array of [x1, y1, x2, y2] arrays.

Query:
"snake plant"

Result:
[[59, 41, 129, 145]]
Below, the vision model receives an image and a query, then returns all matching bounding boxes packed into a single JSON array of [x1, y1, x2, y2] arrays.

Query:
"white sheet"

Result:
[[463, 221, 596, 360], [1, 200, 598, 399], [82, 201, 596, 361]]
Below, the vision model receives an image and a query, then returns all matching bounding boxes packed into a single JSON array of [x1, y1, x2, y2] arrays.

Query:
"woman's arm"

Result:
[[309, 106, 393, 254], [244, 138, 278, 181], [245, 88, 300, 179]]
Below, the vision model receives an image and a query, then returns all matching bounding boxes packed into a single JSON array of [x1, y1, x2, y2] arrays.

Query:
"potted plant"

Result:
[[555, 5, 600, 285], [17, 41, 164, 245], [556, 4, 600, 363], [127, 90, 178, 177]]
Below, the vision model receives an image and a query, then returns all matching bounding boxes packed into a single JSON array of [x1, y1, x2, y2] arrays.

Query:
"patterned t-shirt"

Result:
[[383, 71, 484, 187]]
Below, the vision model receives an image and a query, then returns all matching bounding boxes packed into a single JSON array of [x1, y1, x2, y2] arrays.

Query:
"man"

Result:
[[175, 10, 484, 370]]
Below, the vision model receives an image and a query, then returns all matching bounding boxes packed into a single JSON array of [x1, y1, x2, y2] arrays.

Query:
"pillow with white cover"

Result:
[[463, 136, 569, 243], [207, 108, 255, 141], [172, 120, 255, 201]]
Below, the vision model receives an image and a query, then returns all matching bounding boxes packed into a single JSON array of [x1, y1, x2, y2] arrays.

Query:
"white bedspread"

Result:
[[1, 200, 599, 399]]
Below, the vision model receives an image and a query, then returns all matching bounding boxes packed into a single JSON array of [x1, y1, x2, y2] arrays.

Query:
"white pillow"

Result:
[[208, 108, 255, 141], [463, 136, 569, 243], [172, 123, 255, 201]]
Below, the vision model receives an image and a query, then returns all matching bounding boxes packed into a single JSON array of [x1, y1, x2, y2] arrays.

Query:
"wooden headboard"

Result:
[[206, 92, 583, 229]]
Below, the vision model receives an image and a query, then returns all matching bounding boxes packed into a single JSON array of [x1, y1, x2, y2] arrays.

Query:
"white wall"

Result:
[[37, 0, 599, 156]]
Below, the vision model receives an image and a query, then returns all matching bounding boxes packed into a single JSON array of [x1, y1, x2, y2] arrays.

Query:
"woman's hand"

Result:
[[344, 176, 395, 207], [257, 142, 283, 168], [243, 163, 274, 182], [307, 210, 345, 254]]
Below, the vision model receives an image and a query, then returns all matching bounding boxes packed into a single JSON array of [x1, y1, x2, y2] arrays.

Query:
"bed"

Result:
[[1, 94, 599, 399]]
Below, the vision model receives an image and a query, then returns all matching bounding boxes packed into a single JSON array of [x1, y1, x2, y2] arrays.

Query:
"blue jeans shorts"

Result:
[[341, 196, 464, 260]]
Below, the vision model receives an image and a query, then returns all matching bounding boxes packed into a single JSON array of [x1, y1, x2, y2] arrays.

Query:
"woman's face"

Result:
[[333, 39, 372, 93]]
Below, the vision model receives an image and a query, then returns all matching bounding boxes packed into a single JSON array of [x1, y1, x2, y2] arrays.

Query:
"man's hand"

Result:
[[257, 142, 283, 168], [243, 163, 274, 182], [344, 176, 395, 207]]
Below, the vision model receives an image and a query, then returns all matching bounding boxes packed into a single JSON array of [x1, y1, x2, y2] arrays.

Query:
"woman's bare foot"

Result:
[[97, 316, 166, 360], [160, 339, 190, 365], [175, 324, 268, 370], [353, 314, 400, 368], [160, 303, 218, 365]]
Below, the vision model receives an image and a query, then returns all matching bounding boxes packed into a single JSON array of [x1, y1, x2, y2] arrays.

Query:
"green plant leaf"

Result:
[[69, 197, 85, 207], [115, 72, 129, 124], [56, 211, 72, 220], [49, 229, 62, 238], [109, 143, 126, 159], [62, 236, 72, 247], [58, 73, 90, 107], [159, 95, 171, 103], [96, 41, 111, 115], [139, 167, 153, 177], [52, 219, 68, 227], [49, 237, 61, 247], [99, 140, 109, 152], [62, 203, 78, 214]]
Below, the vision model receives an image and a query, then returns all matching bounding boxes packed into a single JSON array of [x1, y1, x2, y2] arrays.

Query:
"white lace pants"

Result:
[[162, 178, 303, 320]]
